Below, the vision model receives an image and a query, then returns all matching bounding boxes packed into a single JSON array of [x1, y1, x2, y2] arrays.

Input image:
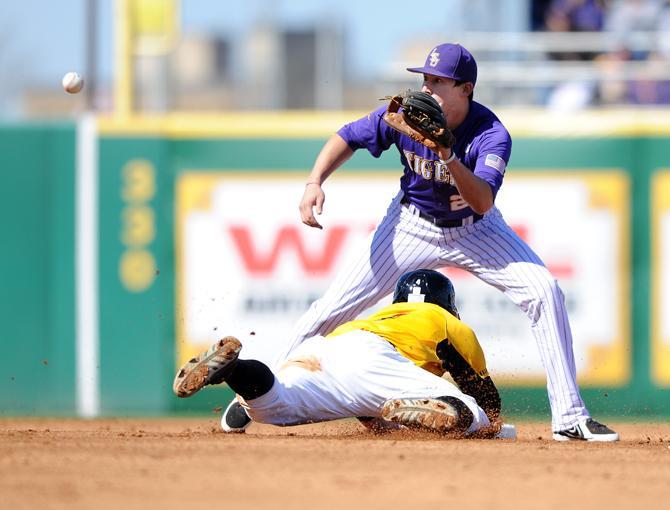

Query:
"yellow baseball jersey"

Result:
[[327, 301, 488, 378]]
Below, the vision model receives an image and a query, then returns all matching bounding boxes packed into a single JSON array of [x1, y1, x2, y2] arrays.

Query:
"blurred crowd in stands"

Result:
[[532, 0, 670, 107]]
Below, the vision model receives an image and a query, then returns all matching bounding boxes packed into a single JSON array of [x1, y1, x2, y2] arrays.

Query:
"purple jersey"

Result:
[[337, 101, 512, 220]]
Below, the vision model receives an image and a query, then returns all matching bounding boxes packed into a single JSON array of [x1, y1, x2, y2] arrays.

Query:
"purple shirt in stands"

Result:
[[337, 101, 512, 220]]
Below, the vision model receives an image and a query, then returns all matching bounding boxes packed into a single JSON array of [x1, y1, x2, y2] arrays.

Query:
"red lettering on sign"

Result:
[[509, 224, 574, 277], [228, 225, 348, 276]]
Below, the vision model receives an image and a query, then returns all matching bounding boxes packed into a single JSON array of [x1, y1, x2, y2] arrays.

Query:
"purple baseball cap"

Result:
[[407, 43, 477, 85]]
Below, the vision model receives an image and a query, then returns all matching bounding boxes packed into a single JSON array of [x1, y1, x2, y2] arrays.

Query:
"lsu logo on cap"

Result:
[[485, 154, 506, 175], [429, 49, 440, 67]]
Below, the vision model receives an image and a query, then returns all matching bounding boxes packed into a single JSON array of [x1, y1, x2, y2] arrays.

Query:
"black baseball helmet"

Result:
[[392, 269, 458, 317]]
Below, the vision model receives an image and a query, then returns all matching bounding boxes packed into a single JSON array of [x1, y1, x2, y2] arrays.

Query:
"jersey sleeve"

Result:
[[336, 105, 397, 158], [443, 318, 489, 378], [471, 124, 512, 199], [438, 344, 501, 421], [436, 322, 501, 420]]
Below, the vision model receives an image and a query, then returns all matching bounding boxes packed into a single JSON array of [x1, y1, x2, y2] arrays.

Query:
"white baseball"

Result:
[[62, 72, 84, 94]]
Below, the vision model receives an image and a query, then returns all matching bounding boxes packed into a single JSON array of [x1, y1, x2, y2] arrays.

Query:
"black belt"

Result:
[[401, 197, 483, 228]]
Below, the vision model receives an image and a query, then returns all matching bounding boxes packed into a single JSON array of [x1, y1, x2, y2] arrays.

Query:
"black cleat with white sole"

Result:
[[220, 399, 252, 433], [553, 418, 619, 442]]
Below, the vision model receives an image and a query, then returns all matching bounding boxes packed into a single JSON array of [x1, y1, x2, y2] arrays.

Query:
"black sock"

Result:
[[224, 359, 275, 400]]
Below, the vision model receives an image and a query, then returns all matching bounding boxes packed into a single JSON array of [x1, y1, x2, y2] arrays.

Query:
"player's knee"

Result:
[[521, 270, 566, 319], [436, 396, 474, 432], [526, 267, 560, 295], [538, 276, 567, 311]]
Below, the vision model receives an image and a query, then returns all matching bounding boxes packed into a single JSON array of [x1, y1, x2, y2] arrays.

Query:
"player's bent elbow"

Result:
[[467, 185, 494, 215], [470, 198, 494, 215]]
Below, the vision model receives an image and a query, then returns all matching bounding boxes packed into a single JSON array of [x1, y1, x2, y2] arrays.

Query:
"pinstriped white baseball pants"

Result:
[[276, 191, 588, 431]]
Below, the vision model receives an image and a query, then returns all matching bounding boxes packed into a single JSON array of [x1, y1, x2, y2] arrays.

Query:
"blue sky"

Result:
[[0, 0, 461, 83], [0, 0, 526, 116]]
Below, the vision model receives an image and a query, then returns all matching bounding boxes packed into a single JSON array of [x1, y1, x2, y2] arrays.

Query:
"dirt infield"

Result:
[[1, 418, 668, 510]]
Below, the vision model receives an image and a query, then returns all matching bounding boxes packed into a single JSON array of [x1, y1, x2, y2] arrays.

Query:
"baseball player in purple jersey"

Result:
[[223, 43, 618, 442]]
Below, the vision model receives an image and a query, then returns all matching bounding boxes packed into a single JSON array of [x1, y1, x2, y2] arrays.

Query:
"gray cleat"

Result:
[[381, 398, 462, 433], [173, 336, 242, 398]]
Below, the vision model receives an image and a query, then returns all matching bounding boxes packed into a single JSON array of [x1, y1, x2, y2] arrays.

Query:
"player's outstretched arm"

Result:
[[438, 340, 501, 421], [299, 134, 354, 229]]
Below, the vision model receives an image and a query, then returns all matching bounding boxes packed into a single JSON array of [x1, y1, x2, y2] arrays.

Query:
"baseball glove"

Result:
[[381, 90, 456, 152]]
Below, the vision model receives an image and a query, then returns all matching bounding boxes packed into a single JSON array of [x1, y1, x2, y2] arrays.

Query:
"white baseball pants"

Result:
[[243, 329, 491, 434]]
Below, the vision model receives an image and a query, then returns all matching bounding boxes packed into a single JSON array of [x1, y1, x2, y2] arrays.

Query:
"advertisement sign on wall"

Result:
[[176, 170, 630, 386]]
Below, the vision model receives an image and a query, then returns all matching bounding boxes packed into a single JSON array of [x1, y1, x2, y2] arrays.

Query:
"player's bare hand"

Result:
[[299, 182, 325, 229]]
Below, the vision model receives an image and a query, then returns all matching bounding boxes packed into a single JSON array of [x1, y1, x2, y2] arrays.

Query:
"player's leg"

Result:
[[242, 330, 490, 435], [321, 330, 492, 435], [171, 333, 331, 427], [173, 336, 276, 402], [239, 334, 375, 425], [272, 193, 443, 366], [439, 208, 617, 440], [172, 335, 335, 428]]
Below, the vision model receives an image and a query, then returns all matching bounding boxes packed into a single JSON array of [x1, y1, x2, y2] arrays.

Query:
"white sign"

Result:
[[176, 171, 629, 385]]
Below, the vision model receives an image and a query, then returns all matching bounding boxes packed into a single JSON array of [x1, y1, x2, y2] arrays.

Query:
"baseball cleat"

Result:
[[173, 336, 242, 398], [358, 416, 405, 434], [381, 398, 461, 433], [553, 418, 619, 442], [220, 399, 252, 433]]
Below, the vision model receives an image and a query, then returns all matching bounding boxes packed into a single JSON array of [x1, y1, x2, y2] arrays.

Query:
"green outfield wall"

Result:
[[1, 111, 669, 420], [0, 123, 76, 414]]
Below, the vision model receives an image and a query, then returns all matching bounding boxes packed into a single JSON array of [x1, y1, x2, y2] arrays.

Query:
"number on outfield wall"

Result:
[[122, 160, 155, 203], [119, 159, 157, 292]]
